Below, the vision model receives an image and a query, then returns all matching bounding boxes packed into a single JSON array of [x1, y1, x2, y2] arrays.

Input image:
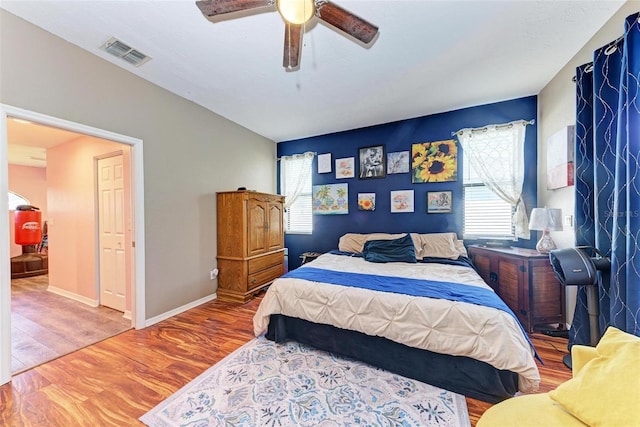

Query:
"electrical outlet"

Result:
[[563, 215, 573, 228], [210, 268, 219, 280]]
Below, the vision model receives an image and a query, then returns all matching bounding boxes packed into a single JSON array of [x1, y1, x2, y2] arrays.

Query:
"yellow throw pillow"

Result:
[[549, 327, 640, 426]]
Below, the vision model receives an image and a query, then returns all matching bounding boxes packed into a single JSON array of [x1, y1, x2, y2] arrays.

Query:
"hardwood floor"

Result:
[[1, 292, 573, 426], [11, 275, 132, 374]]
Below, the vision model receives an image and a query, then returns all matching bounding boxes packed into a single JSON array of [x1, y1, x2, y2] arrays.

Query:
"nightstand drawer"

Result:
[[468, 245, 565, 333], [247, 263, 283, 290], [248, 251, 283, 274]]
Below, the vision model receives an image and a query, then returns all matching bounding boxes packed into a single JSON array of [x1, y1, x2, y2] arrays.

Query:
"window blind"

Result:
[[281, 155, 312, 234], [464, 185, 514, 238], [286, 193, 312, 233], [461, 135, 516, 240]]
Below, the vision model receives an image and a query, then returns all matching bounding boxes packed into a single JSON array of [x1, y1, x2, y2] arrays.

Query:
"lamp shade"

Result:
[[529, 207, 563, 231]]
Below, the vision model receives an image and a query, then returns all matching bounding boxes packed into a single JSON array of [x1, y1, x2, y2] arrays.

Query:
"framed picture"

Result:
[[357, 193, 376, 211], [411, 140, 458, 183], [312, 184, 349, 215], [427, 191, 452, 213], [317, 153, 332, 174], [547, 125, 575, 189], [387, 151, 410, 174], [358, 145, 386, 179], [390, 190, 414, 213], [335, 157, 355, 179]]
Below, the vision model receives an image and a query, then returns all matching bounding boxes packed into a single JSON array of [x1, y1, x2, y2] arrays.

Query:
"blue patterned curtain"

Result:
[[571, 12, 640, 348]]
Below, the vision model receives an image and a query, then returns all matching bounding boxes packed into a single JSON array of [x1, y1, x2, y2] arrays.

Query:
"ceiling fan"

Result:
[[195, 0, 379, 70]]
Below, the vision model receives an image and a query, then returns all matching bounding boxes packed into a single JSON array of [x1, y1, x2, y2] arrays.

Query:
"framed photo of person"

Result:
[[358, 145, 386, 179]]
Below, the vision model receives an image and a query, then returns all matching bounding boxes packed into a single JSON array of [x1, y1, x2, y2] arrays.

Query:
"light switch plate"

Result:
[[563, 215, 573, 227]]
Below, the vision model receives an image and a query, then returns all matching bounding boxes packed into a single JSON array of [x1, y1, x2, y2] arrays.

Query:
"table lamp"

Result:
[[529, 207, 563, 253]]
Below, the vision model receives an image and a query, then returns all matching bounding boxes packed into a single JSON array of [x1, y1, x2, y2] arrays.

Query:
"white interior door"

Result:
[[98, 154, 126, 312]]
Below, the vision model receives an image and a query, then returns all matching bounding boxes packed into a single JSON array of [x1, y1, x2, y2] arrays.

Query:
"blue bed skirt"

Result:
[[266, 314, 519, 404]]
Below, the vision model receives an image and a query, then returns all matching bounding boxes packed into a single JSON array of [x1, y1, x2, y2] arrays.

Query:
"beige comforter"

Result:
[[253, 253, 540, 392]]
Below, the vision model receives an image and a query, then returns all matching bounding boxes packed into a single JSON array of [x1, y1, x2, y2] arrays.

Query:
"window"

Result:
[[463, 158, 515, 239], [459, 120, 530, 240], [280, 152, 313, 234], [8, 191, 30, 211]]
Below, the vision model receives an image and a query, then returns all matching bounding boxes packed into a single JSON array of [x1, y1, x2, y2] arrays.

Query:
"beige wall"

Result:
[[1, 10, 277, 318], [537, 1, 640, 323], [8, 164, 47, 257], [46, 137, 125, 301]]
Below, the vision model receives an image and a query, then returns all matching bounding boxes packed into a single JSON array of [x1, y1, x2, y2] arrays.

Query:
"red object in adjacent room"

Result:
[[11, 204, 48, 279], [14, 205, 42, 245]]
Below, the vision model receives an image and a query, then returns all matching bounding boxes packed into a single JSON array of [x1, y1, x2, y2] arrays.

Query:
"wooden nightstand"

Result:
[[300, 252, 323, 265], [468, 245, 566, 334]]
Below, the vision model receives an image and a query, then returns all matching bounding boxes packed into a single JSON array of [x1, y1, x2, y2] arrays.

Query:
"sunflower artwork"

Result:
[[358, 193, 376, 211], [411, 140, 458, 183]]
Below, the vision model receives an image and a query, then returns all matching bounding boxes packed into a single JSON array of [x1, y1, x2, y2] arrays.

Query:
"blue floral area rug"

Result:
[[140, 336, 470, 427]]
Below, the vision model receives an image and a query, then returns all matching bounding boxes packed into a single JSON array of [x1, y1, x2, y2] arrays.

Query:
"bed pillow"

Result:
[[363, 233, 417, 263], [411, 233, 460, 260], [338, 233, 407, 253], [454, 239, 468, 257], [548, 326, 640, 426]]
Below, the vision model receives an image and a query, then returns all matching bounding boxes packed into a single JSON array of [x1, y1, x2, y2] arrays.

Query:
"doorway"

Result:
[[1, 104, 147, 385]]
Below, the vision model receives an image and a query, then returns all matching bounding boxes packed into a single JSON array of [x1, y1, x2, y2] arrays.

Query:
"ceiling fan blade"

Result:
[[283, 22, 303, 70], [196, 0, 273, 17], [315, 1, 378, 44]]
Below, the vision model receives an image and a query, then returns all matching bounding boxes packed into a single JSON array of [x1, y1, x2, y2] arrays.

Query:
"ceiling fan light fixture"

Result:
[[195, 0, 378, 70], [277, 0, 314, 25]]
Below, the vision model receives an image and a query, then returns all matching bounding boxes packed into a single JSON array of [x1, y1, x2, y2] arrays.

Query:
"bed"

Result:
[[253, 232, 540, 403]]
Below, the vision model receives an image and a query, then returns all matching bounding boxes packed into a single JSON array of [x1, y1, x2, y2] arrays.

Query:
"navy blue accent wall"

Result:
[[278, 96, 538, 269]]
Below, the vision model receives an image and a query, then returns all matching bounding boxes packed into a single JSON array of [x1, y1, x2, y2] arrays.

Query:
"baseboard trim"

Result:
[[144, 293, 217, 328], [47, 286, 99, 307], [123, 310, 132, 320]]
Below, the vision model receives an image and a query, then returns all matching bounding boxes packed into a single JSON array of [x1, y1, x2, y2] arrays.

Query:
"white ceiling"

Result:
[[6, 118, 84, 168], [1, 0, 626, 144]]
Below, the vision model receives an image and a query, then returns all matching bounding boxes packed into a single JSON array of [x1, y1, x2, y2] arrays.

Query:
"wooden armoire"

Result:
[[216, 190, 285, 303]]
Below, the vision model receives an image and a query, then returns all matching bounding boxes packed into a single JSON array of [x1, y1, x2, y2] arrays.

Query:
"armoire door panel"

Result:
[[247, 199, 267, 256], [267, 202, 284, 251]]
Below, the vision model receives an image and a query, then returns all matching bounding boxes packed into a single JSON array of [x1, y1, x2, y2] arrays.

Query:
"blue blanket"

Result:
[[283, 266, 541, 361], [328, 250, 477, 269]]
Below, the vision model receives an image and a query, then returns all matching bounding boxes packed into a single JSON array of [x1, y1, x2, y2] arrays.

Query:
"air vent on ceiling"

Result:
[[101, 37, 151, 67]]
